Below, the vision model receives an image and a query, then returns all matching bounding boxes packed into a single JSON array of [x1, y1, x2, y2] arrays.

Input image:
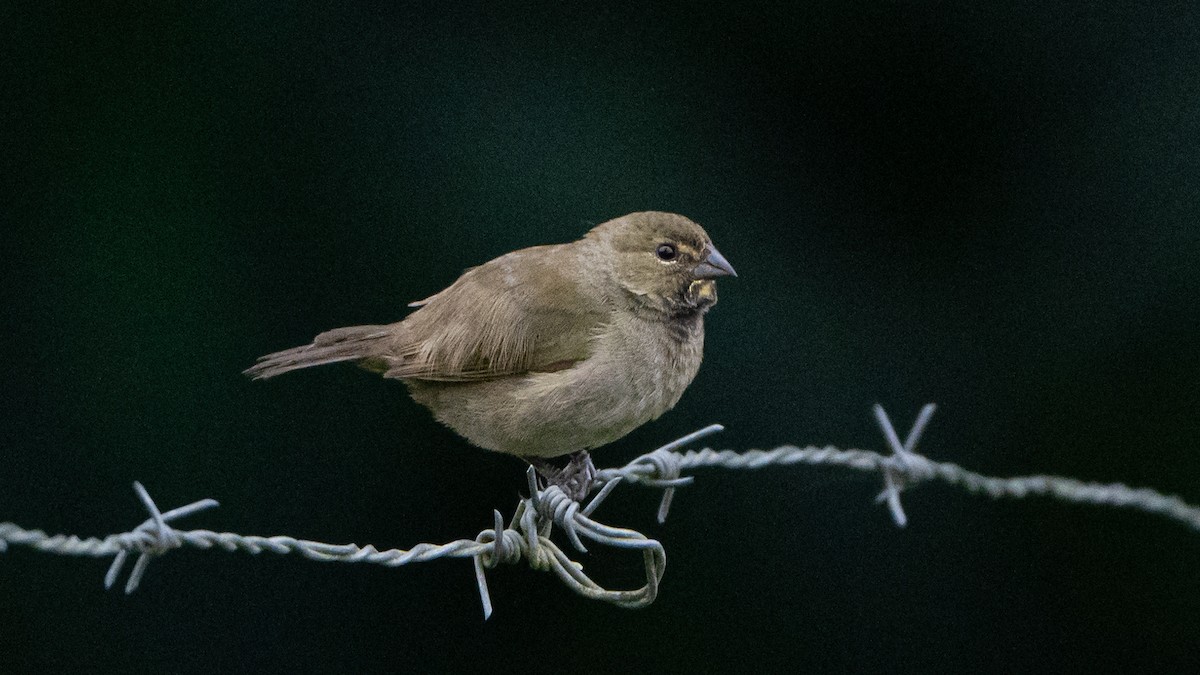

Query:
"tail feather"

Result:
[[244, 325, 393, 380]]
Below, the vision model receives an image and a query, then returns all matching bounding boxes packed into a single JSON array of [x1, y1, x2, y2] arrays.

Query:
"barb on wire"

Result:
[[105, 482, 221, 593], [871, 403, 937, 527], [3, 403, 1200, 619]]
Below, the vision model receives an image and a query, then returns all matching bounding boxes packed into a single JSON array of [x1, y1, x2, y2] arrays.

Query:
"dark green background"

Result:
[[3, 2, 1199, 672]]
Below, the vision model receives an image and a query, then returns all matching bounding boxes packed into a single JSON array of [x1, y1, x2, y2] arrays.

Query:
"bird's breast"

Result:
[[612, 312, 706, 419]]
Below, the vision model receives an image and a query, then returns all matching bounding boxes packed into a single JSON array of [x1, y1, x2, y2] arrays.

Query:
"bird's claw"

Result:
[[527, 450, 596, 502]]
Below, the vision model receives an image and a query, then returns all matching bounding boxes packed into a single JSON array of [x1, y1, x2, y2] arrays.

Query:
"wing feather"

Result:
[[381, 244, 606, 382]]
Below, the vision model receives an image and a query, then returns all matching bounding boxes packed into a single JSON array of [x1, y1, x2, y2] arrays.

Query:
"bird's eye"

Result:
[[656, 243, 677, 261]]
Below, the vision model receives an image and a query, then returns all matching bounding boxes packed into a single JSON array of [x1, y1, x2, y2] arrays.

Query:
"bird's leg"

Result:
[[523, 450, 596, 503]]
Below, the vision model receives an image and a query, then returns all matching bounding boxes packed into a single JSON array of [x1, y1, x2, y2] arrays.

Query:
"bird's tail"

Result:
[[244, 325, 393, 380]]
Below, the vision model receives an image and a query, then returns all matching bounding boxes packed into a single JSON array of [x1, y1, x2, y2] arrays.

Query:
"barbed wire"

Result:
[[3, 404, 1198, 618]]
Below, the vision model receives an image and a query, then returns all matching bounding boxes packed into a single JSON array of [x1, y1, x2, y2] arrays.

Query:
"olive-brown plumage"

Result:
[[245, 211, 735, 465]]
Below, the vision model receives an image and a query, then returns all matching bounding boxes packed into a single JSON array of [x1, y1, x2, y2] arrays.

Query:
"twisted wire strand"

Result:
[[598, 404, 1200, 531], [3, 403, 1199, 618]]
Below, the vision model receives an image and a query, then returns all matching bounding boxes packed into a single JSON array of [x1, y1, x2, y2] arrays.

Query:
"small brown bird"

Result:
[[245, 211, 735, 499]]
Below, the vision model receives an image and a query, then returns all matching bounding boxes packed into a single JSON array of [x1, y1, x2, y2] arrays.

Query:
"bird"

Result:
[[244, 211, 736, 500]]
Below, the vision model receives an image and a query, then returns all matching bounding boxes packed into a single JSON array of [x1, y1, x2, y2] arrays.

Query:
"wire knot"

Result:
[[104, 482, 219, 594], [536, 485, 580, 524], [129, 520, 181, 555], [644, 447, 683, 485], [872, 404, 937, 527], [476, 527, 524, 569]]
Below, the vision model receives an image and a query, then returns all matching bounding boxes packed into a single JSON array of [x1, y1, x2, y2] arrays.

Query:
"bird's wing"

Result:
[[376, 244, 609, 382]]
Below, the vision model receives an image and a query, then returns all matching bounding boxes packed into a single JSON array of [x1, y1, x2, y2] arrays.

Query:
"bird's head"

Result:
[[591, 211, 737, 316]]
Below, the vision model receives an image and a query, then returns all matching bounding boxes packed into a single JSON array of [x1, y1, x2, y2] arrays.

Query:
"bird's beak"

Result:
[[694, 245, 737, 279]]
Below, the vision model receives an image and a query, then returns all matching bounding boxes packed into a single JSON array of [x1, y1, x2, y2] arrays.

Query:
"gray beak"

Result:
[[694, 245, 737, 279]]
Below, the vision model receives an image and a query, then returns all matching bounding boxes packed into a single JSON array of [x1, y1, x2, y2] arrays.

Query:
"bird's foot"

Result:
[[525, 450, 596, 502]]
